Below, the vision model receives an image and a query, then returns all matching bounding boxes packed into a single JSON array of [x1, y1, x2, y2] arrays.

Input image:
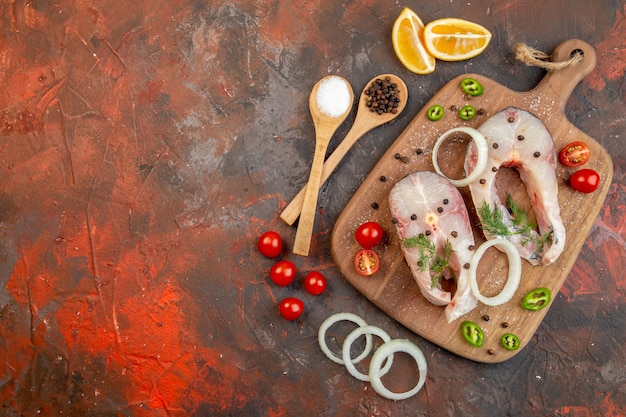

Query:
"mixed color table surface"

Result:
[[1, 1, 625, 416]]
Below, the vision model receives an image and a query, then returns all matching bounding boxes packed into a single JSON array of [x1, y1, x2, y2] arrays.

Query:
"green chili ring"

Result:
[[459, 105, 476, 121], [461, 320, 484, 347], [522, 287, 552, 311], [501, 333, 520, 351], [427, 104, 444, 121], [460, 77, 484, 96]]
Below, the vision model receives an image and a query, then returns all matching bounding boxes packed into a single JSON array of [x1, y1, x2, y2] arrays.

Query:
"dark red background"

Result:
[[1, 1, 625, 416]]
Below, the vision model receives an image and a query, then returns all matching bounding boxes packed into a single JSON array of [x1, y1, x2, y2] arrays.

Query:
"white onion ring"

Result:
[[369, 339, 427, 401], [432, 126, 488, 187], [468, 239, 522, 306], [342, 325, 394, 382], [318, 312, 373, 365]]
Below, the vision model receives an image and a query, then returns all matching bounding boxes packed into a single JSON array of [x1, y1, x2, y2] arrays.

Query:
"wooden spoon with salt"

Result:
[[292, 76, 354, 256], [281, 74, 408, 226]]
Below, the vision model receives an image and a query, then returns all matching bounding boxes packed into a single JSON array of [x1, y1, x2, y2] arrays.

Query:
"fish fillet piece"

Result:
[[464, 106, 565, 265], [389, 171, 477, 323]]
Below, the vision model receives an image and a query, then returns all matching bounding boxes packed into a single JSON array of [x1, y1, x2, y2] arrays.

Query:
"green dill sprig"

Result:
[[403, 233, 454, 289], [478, 195, 553, 251]]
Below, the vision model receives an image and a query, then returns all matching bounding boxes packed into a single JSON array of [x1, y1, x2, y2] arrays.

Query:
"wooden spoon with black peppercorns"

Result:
[[281, 74, 408, 226]]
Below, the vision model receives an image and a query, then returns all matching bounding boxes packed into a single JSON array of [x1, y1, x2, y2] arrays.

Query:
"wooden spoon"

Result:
[[281, 74, 408, 226], [292, 76, 354, 256]]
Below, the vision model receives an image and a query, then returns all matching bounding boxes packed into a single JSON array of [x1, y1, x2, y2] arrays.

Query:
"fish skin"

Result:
[[389, 171, 477, 323], [465, 106, 566, 265]]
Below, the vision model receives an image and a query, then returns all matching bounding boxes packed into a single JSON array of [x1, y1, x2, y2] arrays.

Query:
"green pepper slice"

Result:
[[501, 333, 520, 350], [459, 105, 476, 121], [461, 320, 484, 347], [427, 104, 444, 121], [460, 78, 484, 96], [522, 287, 552, 311]]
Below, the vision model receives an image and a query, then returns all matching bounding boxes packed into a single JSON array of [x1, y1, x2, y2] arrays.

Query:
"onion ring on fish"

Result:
[[468, 239, 522, 306], [432, 127, 488, 187], [318, 312, 373, 365], [342, 325, 394, 382], [369, 339, 427, 401]]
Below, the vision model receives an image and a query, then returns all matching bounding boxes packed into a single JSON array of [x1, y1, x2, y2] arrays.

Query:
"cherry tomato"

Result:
[[304, 271, 327, 295], [559, 141, 590, 167], [569, 168, 600, 193], [257, 231, 283, 258], [269, 260, 296, 286], [355, 221, 384, 249], [354, 249, 380, 277], [279, 297, 304, 320]]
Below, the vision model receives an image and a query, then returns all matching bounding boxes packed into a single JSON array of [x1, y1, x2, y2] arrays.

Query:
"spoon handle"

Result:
[[281, 120, 373, 226], [292, 136, 332, 256]]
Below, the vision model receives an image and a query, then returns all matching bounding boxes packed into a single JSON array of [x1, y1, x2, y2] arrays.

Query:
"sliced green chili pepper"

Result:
[[460, 77, 484, 96], [459, 105, 476, 121], [501, 333, 520, 351], [461, 320, 484, 347], [427, 104, 444, 121], [522, 287, 552, 311]]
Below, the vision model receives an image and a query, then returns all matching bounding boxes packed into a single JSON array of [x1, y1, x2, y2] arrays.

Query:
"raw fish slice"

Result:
[[389, 171, 477, 322], [465, 106, 566, 265]]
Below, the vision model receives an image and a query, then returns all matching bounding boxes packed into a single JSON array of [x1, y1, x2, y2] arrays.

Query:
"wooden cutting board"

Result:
[[331, 39, 613, 363]]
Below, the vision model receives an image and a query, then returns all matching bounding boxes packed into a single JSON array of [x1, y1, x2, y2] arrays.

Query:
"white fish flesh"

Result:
[[389, 171, 477, 323], [464, 106, 565, 265]]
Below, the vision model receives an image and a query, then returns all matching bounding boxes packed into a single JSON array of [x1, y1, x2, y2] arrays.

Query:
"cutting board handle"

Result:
[[532, 39, 597, 112]]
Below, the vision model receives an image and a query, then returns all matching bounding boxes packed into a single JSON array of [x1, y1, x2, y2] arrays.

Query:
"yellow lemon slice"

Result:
[[423, 17, 492, 61], [392, 7, 436, 74]]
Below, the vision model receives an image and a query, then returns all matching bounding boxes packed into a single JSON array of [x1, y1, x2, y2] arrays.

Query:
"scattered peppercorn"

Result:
[[451, 231, 458, 237], [380, 176, 386, 182], [400, 155, 410, 163], [437, 207, 444, 213], [492, 143, 499, 149], [443, 198, 449, 205], [488, 348, 495, 355], [479, 179, 486, 184], [508, 116, 515, 123], [534, 151, 541, 158], [463, 262, 470, 269], [371, 202, 379, 209], [469, 245, 476, 250], [491, 166, 498, 172], [425, 230, 432, 236], [410, 214, 417, 220], [482, 315, 490, 321], [365, 76, 401, 115], [477, 108, 485, 115], [416, 148, 423, 155], [517, 135, 525, 141], [501, 322, 509, 328], [394, 153, 401, 160]]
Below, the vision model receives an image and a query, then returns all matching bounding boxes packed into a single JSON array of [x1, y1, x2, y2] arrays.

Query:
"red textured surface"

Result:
[[1, 1, 625, 416]]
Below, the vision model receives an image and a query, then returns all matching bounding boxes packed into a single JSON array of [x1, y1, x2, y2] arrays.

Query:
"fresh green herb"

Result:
[[403, 233, 454, 289], [478, 196, 554, 255]]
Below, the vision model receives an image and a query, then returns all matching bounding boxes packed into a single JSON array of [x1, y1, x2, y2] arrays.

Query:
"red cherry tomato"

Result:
[[559, 141, 590, 167], [270, 260, 296, 286], [304, 271, 327, 295], [279, 297, 304, 320], [569, 168, 600, 193], [355, 221, 384, 249], [257, 231, 283, 258], [354, 249, 380, 277]]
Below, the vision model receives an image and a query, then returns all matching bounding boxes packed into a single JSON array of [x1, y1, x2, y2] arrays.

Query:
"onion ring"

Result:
[[468, 238, 522, 306], [342, 325, 394, 382], [318, 312, 373, 365], [432, 126, 488, 187], [369, 339, 427, 401]]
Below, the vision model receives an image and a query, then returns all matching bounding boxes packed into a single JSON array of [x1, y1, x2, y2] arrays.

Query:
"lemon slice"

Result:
[[392, 7, 436, 74], [423, 17, 492, 61]]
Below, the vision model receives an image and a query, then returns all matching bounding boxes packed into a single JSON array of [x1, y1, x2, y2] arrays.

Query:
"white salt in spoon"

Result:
[[293, 76, 354, 256], [281, 74, 407, 226]]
